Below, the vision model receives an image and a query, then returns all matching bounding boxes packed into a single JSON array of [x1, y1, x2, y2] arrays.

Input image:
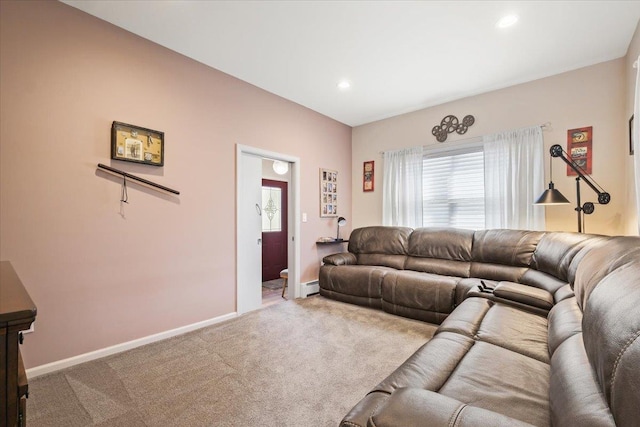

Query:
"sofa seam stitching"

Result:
[[434, 338, 476, 393], [448, 403, 466, 427], [364, 397, 387, 427], [610, 330, 640, 393]]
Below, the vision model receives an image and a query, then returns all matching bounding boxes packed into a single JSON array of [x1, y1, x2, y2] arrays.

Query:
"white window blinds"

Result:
[[422, 148, 485, 230]]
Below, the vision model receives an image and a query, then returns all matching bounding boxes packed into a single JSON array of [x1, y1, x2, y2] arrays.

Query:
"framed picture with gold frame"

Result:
[[320, 168, 338, 217], [111, 121, 164, 166]]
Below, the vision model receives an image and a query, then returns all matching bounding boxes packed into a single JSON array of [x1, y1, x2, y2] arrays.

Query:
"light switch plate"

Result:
[[302, 212, 308, 222]]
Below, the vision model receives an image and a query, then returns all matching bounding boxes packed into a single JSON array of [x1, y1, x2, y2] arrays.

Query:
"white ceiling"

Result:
[[62, 1, 640, 127]]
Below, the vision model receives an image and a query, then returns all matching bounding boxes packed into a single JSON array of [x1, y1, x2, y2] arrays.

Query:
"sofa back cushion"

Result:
[[471, 229, 543, 267], [573, 236, 640, 426], [549, 334, 616, 426], [531, 232, 601, 283], [404, 228, 473, 277], [348, 226, 412, 269], [408, 228, 474, 261]]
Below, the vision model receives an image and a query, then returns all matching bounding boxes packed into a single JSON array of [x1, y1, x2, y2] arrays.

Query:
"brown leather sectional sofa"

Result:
[[318, 226, 640, 427]]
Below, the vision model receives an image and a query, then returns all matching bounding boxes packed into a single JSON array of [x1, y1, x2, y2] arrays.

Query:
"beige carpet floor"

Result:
[[27, 296, 437, 427]]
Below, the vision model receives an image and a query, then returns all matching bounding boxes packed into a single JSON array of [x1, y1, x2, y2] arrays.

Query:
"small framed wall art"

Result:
[[363, 160, 374, 192], [320, 168, 338, 217], [111, 121, 164, 166], [566, 126, 592, 175]]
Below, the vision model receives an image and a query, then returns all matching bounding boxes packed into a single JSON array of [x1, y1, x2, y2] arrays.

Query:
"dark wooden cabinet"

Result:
[[1, 261, 37, 427]]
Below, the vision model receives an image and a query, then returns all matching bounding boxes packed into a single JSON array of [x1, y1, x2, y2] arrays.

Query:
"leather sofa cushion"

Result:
[[375, 331, 474, 394], [573, 236, 640, 310], [547, 297, 582, 356], [369, 388, 534, 427], [381, 271, 458, 324], [520, 269, 567, 294], [346, 324, 550, 427], [580, 258, 640, 426], [549, 334, 615, 426], [404, 257, 470, 278], [531, 232, 600, 283], [322, 252, 356, 266], [348, 226, 412, 255], [319, 265, 393, 308], [471, 229, 543, 267], [338, 391, 388, 427], [357, 253, 407, 270], [436, 297, 491, 336], [340, 332, 474, 427], [469, 262, 527, 282], [438, 297, 549, 363], [437, 340, 550, 427], [407, 227, 473, 261], [553, 284, 574, 304], [492, 282, 554, 311], [318, 289, 382, 309], [565, 236, 609, 286], [454, 278, 496, 305]]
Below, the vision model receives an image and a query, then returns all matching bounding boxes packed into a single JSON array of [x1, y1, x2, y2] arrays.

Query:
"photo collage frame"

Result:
[[320, 168, 338, 217]]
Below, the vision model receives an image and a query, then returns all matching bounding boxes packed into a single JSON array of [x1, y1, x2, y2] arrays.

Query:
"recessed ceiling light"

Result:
[[496, 14, 518, 29], [337, 80, 351, 90]]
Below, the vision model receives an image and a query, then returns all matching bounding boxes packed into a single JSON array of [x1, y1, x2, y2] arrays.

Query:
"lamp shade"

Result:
[[534, 182, 570, 205], [336, 217, 347, 240]]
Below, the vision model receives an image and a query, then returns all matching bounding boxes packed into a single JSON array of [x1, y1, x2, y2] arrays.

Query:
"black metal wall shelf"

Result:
[[97, 163, 180, 195]]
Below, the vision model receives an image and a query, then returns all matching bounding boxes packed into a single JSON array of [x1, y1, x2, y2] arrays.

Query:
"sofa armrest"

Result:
[[493, 282, 553, 310], [369, 388, 533, 427], [323, 252, 357, 266]]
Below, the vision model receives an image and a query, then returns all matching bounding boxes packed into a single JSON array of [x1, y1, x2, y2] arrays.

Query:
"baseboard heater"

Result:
[[302, 280, 319, 297]]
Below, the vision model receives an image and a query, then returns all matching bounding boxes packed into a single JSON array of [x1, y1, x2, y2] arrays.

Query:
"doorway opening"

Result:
[[236, 145, 300, 315], [261, 173, 288, 307]]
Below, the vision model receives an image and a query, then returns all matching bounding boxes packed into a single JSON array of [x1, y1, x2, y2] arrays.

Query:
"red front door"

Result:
[[261, 179, 288, 282]]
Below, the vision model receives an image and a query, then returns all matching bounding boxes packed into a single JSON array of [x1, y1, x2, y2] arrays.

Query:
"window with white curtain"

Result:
[[422, 146, 485, 229]]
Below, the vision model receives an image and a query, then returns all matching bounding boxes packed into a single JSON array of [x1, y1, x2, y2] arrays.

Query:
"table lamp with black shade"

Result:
[[336, 216, 347, 241], [535, 144, 611, 233]]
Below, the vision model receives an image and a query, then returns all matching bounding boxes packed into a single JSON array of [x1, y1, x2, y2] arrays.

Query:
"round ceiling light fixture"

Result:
[[272, 160, 289, 175], [496, 14, 518, 29], [337, 80, 351, 90]]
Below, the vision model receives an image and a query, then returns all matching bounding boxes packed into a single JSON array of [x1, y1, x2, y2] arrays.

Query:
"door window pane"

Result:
[[262, 187, 282, 232]]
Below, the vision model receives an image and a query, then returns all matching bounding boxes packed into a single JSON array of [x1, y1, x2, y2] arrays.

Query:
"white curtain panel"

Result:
[[382, 146, 424, 228], [483, 126, 546, 230], [634, 55, 640, 233]]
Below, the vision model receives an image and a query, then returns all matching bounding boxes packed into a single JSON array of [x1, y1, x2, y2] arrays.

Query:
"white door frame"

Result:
[[236, 144, 301, 312]]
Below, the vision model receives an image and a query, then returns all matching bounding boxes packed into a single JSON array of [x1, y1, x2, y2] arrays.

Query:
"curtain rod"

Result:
[[379, 122, 551, 155]]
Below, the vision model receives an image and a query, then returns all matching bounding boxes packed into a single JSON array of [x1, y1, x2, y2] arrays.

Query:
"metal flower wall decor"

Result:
[[432, 115, 475, 142]]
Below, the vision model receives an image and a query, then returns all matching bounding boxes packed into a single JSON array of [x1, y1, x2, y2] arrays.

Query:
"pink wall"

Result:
[[0, 1, 351, 367]]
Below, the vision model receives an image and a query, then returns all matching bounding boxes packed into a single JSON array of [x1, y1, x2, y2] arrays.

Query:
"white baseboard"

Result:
[[26, 311, 237, 378], [301, 280, 319, 297]]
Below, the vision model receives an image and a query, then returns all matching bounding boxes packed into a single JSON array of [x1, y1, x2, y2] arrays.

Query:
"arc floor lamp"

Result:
[[535, 144, 610, 233]]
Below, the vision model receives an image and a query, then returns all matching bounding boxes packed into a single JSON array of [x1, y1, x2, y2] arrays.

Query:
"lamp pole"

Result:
[[549, 144, 609, 232]]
